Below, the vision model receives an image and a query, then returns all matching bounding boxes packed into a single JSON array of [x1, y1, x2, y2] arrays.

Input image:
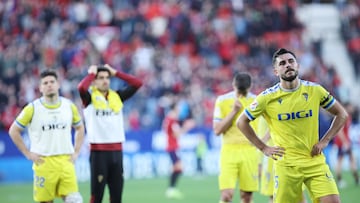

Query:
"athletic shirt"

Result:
[[15, 97, 82, 156], [244, 80, 335, 166], [83, 91, 125, 144], [163, 116, 179, 152], [213, 91, 259, 145]]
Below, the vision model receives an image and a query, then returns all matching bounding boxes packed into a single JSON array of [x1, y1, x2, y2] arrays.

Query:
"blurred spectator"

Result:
[[338, 1, 360, 78], [0, 0, 347, 131]]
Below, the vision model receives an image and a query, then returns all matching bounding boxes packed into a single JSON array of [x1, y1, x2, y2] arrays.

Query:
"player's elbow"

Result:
[[8, 123, 21, 139], [340, 110, 349, 124], [77, 84, 87, 93], [212, 121, 223, 136], [213, 128, 222, 136]]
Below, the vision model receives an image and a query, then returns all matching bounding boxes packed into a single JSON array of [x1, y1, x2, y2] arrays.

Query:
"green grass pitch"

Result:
[[0, 172, 358, 203]]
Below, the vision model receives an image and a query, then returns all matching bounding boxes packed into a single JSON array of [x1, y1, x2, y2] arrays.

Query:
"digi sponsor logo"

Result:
[[95, 109, 113, 116], [42, 123, 67, 131], [277, 110, 313, 121]]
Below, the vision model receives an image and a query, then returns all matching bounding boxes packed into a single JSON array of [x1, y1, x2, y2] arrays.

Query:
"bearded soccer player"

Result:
[[237, 48, 347, 203], [78, 64, 142, 203]]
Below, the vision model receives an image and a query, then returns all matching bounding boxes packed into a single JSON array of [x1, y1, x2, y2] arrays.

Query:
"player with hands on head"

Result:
[[237, 48, 348, 203], [8, 69, 85, 203], [77, 64, 143, 203]]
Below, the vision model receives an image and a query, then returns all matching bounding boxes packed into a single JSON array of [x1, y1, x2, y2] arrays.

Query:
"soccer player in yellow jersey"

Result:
[[8, 69, 85, 203], [237, 48, 348, 203], [213, 72, 260, 203]]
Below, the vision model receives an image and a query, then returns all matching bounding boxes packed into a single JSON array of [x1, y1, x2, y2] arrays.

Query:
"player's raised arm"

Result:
[[213, 98, 242, 135]]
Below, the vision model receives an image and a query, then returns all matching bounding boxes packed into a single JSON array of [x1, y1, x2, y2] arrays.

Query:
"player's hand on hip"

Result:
[[311, 142, 326, 157], [28, 152, 44, 165], [70, 152, 79, 163], [263, 146, 285, 160]]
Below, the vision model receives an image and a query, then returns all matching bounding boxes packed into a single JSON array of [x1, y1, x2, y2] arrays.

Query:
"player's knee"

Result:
[[240, 191, 253, 203], [64, 192, 83, 203]]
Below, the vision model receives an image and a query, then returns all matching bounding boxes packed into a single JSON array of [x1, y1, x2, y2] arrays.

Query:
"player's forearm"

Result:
[[321, 113, 348, 144], [115, 71, 143, 88], [77, 73, 95, 93], [238, 122, 267, 151], [213, 111, 238, 135], [73, 125, 85, 155], [237, 115, 267, 151]]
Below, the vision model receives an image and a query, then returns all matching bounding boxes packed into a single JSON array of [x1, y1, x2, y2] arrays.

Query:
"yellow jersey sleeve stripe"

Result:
[[15, 120, 27, 129], [244, 109, 255, 121]]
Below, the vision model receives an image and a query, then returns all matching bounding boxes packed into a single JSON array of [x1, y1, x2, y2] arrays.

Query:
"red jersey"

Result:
[[163, 115, 179, 152], [334, 115, 351, 147]]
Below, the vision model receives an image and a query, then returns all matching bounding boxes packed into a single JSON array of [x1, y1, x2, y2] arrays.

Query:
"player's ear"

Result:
[[273, 67, 279, 76]]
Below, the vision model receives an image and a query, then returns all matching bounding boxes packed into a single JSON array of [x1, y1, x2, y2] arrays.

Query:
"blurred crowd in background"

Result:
[[339, 0, 360, 78], [0, 0, 359, 132]]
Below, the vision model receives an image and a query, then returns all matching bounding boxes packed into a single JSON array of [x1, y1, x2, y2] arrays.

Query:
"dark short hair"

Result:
[[233, 72, 251, 94], [40, 69, 58, 79], [96, 66, 111, 77], [272, 48, 297, 65]]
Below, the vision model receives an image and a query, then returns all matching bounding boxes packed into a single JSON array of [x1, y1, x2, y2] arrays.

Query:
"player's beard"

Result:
[[281, 70, 298, 82]]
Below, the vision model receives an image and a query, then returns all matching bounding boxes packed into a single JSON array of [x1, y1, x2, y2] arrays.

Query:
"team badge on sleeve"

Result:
[[250, 100, 258, 111]]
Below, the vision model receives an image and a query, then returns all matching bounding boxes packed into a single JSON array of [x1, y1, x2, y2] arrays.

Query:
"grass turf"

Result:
[[0, 172, 358, 203]]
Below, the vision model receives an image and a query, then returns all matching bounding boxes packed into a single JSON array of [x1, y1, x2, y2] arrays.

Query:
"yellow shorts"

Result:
[[261, 156, 307, 197], [32, 155, 79, 202], [218, 145, 259, 191], [260, 155, 274, 196], [273, 161, 338, 203]]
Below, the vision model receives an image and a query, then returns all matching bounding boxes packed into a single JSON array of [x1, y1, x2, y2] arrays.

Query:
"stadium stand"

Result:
[[0, 0, 358, 132]]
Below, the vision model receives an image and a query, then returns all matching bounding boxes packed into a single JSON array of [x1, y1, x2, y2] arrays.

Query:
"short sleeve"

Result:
[[70, 103, 82, 126], [244, 93, 267, 121], [15, 103, 34, 128]]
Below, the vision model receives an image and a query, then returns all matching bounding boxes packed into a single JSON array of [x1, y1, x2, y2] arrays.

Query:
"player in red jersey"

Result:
[[162, 101, 195, 199]]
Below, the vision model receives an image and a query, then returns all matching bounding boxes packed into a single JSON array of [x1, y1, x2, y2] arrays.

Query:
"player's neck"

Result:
[[42, 95, 60, 105], [280, 78, 300, 91], [100, 90, 109, 98], [237, 93, 246, 98]]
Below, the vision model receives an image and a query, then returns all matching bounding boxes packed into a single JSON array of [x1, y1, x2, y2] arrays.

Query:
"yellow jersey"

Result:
[[15, 97, 82, 155], [213, 91, 259, 145], [244, 80, 335, 166]]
